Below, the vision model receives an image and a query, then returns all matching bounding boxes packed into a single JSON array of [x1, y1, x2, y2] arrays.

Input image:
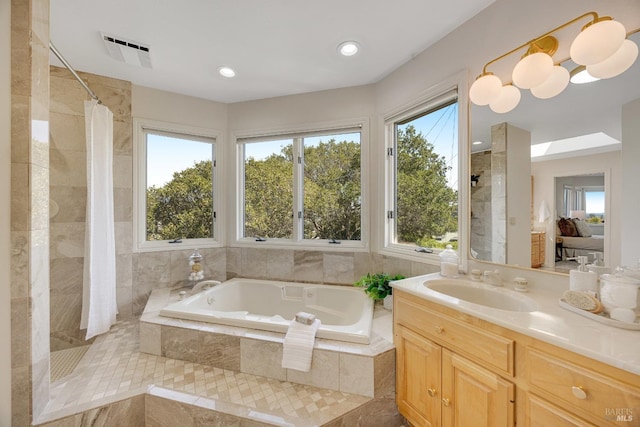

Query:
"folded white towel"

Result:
[[281, 318, 321, 372]]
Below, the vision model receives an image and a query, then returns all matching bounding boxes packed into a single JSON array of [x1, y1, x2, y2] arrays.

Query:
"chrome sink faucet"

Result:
[[191, 280, 221, 294], [482, 270, 503, 287]]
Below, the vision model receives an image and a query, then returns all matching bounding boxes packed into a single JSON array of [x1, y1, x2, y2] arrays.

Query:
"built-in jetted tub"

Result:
[[160, 278, 374, 344]]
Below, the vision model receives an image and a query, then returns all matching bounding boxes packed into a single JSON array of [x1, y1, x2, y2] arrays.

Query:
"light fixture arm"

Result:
[[479, 11, 601, 76]]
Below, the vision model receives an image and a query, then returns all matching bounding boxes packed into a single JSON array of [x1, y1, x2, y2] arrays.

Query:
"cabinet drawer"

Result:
[[396, 297, 514, 376], [526, 394, 597, 427], [526, 348, 640, 424]]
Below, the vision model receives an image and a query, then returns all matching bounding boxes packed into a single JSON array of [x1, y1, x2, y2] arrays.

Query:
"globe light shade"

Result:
[[570, 19, 626, 66], [512, 52, 554, 89], [569, 65, 600, 84], [489, 85, 521, 114], [531, 65, 570, 99], [469, 74, 502, 106], [587, 39, 639, 79]]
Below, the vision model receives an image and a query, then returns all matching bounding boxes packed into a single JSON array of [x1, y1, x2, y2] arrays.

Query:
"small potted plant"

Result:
[[355, 273, 406, 310]]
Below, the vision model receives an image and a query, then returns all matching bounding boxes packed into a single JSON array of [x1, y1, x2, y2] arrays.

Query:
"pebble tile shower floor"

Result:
[[43, 319, 372, 425]]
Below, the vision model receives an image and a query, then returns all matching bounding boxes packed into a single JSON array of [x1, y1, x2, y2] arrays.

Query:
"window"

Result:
[[563, 184, 605, 223], [585, 189, 605, 222], [237, 125, 364, 246], [385, 89, 460, 255], [134, 118, 221, 251]]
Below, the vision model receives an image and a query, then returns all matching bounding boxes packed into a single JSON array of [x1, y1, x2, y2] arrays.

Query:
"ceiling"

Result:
[[49, 0, 496, 104], [49, 1, 640, 153]]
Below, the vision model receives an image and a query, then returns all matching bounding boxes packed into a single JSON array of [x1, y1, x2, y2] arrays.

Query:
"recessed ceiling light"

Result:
[[338, 41, 359, 57], [218, 66, 236, 78]]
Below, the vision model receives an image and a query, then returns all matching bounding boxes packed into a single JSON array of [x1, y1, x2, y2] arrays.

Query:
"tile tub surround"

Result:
[[38, 318, 405, 426], [140, 287, 396, 399]]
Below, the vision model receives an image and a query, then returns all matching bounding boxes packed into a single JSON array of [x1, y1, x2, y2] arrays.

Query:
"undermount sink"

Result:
[[424, 279, 539, 312]]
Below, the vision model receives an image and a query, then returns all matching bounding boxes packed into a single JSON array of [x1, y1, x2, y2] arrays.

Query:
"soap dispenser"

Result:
[[587, 252, 610, 277], [570, 255, 598, 294]]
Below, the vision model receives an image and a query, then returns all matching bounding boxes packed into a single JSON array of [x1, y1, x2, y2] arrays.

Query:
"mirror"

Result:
[[470, 31, 640, 273]]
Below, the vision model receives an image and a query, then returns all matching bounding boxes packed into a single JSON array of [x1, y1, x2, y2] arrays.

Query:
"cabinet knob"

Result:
[[435, 326, 445, 334], [442, 397, 451, 407], [427, 388, 437, 397], [571, 386, 588, 400]]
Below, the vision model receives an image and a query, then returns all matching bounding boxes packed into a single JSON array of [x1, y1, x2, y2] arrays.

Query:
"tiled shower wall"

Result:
[[11, 0, 51, 424], [48, 67, 439, 351], [49, 67, 135, 351], [470, 151, 492, 261]]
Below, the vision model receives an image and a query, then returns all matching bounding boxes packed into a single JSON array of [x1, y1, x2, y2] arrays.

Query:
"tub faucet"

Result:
[[191, 280, 221, 294], [482, 270, 503, 287]]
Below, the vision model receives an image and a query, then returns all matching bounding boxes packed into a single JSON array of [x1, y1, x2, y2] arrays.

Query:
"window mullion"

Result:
[[293, 137, 304, 241]]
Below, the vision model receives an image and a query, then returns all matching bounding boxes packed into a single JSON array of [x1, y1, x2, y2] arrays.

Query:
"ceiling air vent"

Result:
[[101, 32, 152, 68]]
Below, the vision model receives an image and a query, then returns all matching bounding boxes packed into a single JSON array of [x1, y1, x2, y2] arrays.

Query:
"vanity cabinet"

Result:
[[531, 231, 545, 268], [395, 293, 515, 427], [394, 290, 640, 427]]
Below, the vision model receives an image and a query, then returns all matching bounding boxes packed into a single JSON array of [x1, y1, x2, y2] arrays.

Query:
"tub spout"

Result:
[[191, 280, 221, 294]]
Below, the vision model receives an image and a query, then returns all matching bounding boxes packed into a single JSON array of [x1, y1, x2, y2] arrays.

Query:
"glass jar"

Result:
[[439, 244, 459, 278], [188, 249, 204, 281]]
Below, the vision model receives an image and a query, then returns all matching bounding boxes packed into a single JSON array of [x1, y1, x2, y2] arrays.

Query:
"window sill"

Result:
[[230, 239, 368, 253], [134, 240, 223, 253], [380, 245, 442, 265]]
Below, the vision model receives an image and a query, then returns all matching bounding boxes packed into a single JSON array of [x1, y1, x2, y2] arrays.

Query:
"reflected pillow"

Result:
[[572, 218, 593, 237], [558, 218, 578, 237]]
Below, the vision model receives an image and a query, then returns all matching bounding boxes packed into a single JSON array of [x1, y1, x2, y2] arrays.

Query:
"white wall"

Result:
[[132, 85, 229, 129], [531, 151, 621, 268], [621, 98, 640, 266], [1, 0, 12, 423]]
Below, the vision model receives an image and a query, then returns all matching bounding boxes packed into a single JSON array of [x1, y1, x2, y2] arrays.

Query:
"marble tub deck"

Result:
[[37, 288, 399, 426]]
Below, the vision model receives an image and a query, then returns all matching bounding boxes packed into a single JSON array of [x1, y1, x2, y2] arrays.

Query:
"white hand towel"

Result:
[[281, 318, 321, 372], [538, 199, 550, 223]]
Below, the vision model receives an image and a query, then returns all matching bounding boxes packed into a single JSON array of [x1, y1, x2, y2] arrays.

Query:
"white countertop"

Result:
[[391, 273, 640, 376]]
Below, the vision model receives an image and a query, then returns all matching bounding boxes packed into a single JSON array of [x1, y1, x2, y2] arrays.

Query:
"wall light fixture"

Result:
[[469, 12, 639, 114]]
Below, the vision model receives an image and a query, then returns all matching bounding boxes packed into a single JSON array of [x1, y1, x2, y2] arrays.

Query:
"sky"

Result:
[[585, 191, 605, 215], [397, 102, 459, 190], [146, 133, 213, 188]]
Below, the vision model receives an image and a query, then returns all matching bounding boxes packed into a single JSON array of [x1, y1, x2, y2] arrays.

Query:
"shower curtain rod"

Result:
[[49, 41, 102, 104]]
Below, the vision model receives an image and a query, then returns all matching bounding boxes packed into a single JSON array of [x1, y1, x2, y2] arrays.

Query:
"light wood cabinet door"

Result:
[[442, 349, 515, 427], [395, 326, 442, 427]]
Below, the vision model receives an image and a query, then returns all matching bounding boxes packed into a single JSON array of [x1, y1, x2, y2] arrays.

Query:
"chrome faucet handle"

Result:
[[482, 270, 503, 286]]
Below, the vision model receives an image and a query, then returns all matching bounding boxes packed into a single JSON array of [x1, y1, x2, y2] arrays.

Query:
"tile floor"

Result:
[[42, 319, 371, 425]]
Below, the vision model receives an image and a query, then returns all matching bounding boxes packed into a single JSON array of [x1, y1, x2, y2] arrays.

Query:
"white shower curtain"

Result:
[[80, 100, 117, 340]]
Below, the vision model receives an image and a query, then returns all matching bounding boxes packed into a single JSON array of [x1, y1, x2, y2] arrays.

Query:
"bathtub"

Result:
[[160, 278, 375, 344]]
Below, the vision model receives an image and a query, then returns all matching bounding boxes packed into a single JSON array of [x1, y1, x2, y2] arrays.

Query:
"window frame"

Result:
[[382, 76, 469, 266], [133, 118, 224, 252], [232, 119, 369, 251]]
